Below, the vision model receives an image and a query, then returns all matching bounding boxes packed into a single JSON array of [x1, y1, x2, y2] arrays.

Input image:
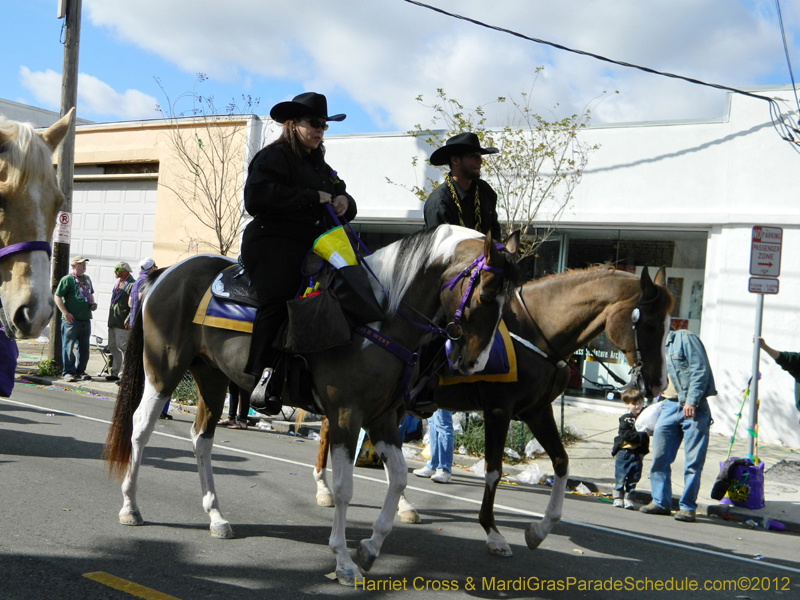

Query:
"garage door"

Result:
[[68, 178, 158, 341]]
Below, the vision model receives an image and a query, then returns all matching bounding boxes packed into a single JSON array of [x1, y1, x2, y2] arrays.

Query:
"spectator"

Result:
[[640, 329, 716, 522], [758, 337, 800, 421], [0, 325, 18, 397], [611, 390, 650, 509], [219, 382, 252, 429], [106, 261, 134, 382], [414, 132, 502, 485], [54, 255, 97, 382]]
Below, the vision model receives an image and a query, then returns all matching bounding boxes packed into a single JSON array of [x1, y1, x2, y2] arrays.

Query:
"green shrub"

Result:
[[172, 372, 199, 404], [36, 359, 61, 376]]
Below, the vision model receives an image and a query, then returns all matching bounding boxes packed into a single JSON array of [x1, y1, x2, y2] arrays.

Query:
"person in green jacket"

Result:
[[758, 337, 800, 415]]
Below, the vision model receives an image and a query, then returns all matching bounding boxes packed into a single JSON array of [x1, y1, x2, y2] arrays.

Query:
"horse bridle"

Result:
[[0, 241, 52, 262]]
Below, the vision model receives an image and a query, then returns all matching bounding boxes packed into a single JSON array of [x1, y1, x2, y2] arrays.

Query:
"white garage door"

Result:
[[68, 178, 158, 341]]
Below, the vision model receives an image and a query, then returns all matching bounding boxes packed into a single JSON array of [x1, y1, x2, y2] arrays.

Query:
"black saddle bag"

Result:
[[284, 288, 352, 354], [332, 265, 386, 326]]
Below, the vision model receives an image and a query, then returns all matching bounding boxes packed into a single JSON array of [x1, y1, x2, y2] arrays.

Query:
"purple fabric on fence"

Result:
[[0, 326, 20, 397], [719, 459, 766, 510]]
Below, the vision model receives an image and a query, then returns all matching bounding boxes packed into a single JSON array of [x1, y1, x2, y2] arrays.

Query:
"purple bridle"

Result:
[[0, 241, 52, 261], [439, 251, 505, 340]]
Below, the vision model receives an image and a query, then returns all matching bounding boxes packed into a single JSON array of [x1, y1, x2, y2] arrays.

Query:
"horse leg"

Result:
[[479, 407, 514, 557], [327, 412, 363, 586], [520, 406, 569, 550], [356, 419, 405, 572], [314, 416, 334, 507], [190, 366, 233, 539], [119, 378, 172, 526]]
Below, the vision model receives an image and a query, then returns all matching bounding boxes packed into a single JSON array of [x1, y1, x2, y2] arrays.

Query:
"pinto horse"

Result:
[[0, 109, 74, 339], [312, 265, 671, 557], [104, 225, 518, 585]]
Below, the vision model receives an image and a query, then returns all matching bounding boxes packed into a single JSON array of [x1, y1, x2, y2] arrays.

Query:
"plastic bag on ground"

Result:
[[401, 446, 418, 459], [574, 482, 592, 495], [504, 447, 521, 460], [525, 439, 546, 457], [308, 431, 321, 441], [471, 459, 486, 475], [458, 445, 467, 455], [452, 412, 465, 433], [516, 463, 544, 485]]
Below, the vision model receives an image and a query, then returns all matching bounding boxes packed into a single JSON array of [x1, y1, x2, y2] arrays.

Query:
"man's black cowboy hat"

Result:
[[429, 132, 498, 166], [270, 92, 346, 123]]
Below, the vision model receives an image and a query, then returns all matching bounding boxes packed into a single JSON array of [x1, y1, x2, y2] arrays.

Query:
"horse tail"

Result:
[[294, 409, 307, 434], [103, 298, 147, 479]]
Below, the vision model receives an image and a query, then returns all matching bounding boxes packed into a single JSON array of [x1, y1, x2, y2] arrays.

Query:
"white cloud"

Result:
[[83, 0, 800, 130], [19, 67, 159, 120]]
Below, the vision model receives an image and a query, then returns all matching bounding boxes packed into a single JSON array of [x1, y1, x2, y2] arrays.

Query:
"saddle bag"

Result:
[[332, 264, 386, 326], [284, 288, 352, 354]]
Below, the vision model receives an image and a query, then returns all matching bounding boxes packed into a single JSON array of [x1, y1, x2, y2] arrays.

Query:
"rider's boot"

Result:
[[251, 367, 282, 415]]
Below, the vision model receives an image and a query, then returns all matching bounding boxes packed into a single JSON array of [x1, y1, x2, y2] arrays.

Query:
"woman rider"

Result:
[[242, 92, 357, 411]]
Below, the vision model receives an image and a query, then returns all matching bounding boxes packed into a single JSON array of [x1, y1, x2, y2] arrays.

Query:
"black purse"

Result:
[[332, 265, 386, 326], [284, 288, 352, 353]]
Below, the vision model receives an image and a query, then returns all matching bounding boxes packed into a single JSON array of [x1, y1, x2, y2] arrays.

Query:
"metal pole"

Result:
[[48, 0, 82, 363], [747, 293, 764, 458]]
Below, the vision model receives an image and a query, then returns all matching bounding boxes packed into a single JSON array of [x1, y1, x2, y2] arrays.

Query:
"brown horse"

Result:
[[104, 225, 518, 585], [0, 109, 74, 338], [311, 266, 671, 557]]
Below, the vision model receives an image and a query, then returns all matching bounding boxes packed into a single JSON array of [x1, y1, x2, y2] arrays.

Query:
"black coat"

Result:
[[611, 412, 650, 457], [423, 177, 501, 240], [243, 143, 357, 247]]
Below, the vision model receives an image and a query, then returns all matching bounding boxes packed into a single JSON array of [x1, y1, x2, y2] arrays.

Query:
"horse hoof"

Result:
[[487, 542, 513, 557], [356, 542, 378, 572], [316, 494, 335, 507], [210, 523, 234, 539], [398, 509, 421, 524], [335, 567, 361, 587], [525, 524, 545, 550], [119, 511, 143, 526]]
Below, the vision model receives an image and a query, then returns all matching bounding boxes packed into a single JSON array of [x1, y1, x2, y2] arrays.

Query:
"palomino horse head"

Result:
[[605, 266, 672, 399], [0, 109, 73, 338], [439, 230, 519, 375]]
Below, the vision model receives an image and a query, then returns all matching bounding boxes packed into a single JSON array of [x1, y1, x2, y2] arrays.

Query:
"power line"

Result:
[[402, 0, 800, 153], [775, 0, 800, 116]]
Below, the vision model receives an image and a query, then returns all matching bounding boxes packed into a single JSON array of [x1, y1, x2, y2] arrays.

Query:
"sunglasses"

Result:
[[300, 118, 329, 131]]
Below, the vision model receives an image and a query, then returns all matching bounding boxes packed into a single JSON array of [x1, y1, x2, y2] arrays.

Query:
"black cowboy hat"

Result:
[[429, 132, 499, 166], [269, 92, 346, 123]]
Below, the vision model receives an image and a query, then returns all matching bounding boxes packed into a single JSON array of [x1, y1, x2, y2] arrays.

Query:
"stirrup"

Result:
[[251, 368, 282, 415]]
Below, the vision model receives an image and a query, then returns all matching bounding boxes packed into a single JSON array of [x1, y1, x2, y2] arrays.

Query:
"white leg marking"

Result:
[[397, 493, 421, 524], [329, 445, 362, 586], [192, 427, 233, 538], [483, 469, 511, 557], [526, 466, 569, 549], [314, 467, 334, 507]]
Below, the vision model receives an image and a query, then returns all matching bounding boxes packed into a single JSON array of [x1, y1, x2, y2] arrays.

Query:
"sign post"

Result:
[[747, 226, 782, 458]]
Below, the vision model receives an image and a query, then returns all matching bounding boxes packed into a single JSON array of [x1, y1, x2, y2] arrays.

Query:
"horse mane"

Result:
[[0, 117, 55, 191], [365, 225, 483, 314]]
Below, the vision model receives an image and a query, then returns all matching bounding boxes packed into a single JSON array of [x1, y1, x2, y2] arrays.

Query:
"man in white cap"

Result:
[[106, 261, 134, 382], [54, 255, 97, 382]]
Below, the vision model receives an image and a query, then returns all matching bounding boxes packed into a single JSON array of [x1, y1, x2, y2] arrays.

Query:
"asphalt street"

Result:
[[2, 382, 800, 600]]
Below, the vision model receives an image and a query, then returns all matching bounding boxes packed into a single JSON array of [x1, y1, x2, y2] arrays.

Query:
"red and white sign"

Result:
[[54, 211, 71, 244], [749, 226, 782, 277], [749, 277, 779, 295]]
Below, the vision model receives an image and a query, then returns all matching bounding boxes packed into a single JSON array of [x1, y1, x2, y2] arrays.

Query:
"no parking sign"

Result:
[[54, 211, 71, 244]]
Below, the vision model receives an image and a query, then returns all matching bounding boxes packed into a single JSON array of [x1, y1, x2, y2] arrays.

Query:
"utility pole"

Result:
[[48, 0, 82, 362]]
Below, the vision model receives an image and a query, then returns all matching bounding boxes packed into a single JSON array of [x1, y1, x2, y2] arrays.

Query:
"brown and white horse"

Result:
[[312, 266, 672, 556], [105, 225, 518, 585], [0, 109, 74, 339]]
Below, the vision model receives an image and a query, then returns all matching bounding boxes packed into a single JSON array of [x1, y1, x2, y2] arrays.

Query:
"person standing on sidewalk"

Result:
[[54, 255, 97, 382], [414, 132, 502, 485], [757, 337, 800, 424], [106, 261, 134, 382], [611, 390, 650, 509], [640, 329, 716, 522]]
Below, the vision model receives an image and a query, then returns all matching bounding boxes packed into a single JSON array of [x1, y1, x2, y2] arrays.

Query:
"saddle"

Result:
[[211, 264, 258, 307]]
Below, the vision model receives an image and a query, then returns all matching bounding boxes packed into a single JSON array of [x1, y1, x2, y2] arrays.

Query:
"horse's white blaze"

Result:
[[329, 445, 362, 582], [466, 300, 505, 374]]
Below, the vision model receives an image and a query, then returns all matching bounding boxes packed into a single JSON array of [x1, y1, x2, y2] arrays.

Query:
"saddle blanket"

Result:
[[439, 320, 517, 385], [192, 286, 255, 333]]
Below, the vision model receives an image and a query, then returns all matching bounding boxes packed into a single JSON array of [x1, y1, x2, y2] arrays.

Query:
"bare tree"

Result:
[[392, 75, 611, 255], [156, 75, 259, 256]]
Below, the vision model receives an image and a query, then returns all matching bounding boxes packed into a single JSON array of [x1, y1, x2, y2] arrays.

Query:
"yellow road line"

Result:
[[83, 572, 182, 600]]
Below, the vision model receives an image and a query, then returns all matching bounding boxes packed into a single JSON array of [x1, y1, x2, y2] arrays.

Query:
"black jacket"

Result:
[[243, 143, 357, 246], [611, 412, 650, 457], [423, 177, 501, 240]]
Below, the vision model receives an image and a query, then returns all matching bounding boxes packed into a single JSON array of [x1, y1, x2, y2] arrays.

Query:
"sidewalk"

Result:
[[14, 338, 800, 534]]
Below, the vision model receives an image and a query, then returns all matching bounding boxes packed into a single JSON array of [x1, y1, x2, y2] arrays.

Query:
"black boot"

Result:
[[250, 368, 282, 415]]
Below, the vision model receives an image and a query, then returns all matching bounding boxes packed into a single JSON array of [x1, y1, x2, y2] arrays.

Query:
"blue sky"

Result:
[[2, 1, 799, 134]]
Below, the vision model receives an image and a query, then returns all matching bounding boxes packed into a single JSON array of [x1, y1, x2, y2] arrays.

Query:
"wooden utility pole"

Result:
[[48, 0, 82, 362]]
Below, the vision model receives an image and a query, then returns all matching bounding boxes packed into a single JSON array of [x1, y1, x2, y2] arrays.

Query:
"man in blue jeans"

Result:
[[641, 329, 716, 522], [54, 255, 97, 382], [413, 409, 454, 483]]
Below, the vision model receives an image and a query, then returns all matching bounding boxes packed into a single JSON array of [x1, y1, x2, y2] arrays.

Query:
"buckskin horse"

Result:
[[311, 265, 671, 557], [104, 226, 518, 585], [0, 109, 74, 339]]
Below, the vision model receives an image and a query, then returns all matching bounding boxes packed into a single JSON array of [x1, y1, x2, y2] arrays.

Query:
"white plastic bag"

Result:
[[635, 401, 664, 435], [525, 439, 546, 457], [516, 463, 544, 485]]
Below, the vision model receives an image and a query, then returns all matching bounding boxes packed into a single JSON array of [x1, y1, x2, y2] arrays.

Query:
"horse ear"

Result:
[[640, 265, 653, 293], [39, 108, 75, 152], [653, 266, 667, 287], [504, 229, 521, 256], [484, 231, 495, 263]]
